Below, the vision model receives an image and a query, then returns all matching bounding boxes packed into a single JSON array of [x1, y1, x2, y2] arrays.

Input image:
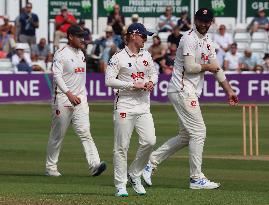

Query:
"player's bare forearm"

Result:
[[219, 80, 238, 106]]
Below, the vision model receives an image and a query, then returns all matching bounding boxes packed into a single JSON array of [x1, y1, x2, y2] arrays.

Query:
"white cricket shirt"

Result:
[[168, 26, 217, 97], [52, 45, 87, 106], [105, 46, 158, 112]]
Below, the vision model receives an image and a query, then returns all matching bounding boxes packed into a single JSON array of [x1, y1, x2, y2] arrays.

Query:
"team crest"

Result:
[[120, 112, 126, 118], [143, 60, 148, 66]]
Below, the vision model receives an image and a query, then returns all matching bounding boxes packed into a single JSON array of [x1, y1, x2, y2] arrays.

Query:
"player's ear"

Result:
[[68, 34, 73, 41]]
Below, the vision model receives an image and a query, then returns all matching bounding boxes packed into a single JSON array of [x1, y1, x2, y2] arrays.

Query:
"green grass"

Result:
[[0, 104, 269, 205]]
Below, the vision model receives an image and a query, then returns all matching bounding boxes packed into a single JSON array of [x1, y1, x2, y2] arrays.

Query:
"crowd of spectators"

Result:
[[1, 3, 269, 74]]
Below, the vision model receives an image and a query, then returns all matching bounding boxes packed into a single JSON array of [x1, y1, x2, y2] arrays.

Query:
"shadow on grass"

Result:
[[41, 192, 115, 197]]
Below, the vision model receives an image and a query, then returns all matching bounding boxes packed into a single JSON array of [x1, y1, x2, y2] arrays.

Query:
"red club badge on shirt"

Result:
[[120, 112, 126, 118], [191, 100, 197, 107], [143, 60, 148, 66]]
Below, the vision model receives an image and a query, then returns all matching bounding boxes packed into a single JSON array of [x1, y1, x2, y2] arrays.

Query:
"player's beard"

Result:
[[198, 27, 209, 35]]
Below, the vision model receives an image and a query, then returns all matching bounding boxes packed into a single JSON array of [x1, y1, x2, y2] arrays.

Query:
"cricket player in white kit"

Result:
[[105, 23, 157, 197], [142, 8, 238, 189], [45, 25, 106, 177]]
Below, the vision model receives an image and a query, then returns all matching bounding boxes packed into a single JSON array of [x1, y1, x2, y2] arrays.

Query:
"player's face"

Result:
[[134, 33, 147, 48], [195, 19, 212, 35], [69, 34, 85, 49]]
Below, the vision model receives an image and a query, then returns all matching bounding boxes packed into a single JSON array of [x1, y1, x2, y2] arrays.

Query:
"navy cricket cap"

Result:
[[127, 23, 154, 36], [195, 8, 214, 22], [67, 25, 87, 37]]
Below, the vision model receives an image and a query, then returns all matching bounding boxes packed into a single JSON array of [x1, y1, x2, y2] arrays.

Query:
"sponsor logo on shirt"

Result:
[[120, 112, 126, 118], [131, 72, 144, 80], [74, 67, 85, 73]]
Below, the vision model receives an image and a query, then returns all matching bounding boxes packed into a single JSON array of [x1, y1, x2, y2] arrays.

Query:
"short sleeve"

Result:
[[182, 35, 196, 57]]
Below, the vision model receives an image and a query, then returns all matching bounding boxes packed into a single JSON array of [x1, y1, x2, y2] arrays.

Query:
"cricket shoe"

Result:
[[142, 163, 153, 186], [128, 174, 146, 195], [45, 169, 61, 177], [190, 177, 221, 189], [92, 161, 107, 176], [115, 186, 128, 197]]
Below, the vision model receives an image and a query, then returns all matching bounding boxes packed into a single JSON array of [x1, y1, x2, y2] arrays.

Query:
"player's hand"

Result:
[[228, 91, 239, 106], [66, 91, 81, 106], [144, 81, 154, 92], [133, 82, 145, 90], [205, 63, 220, 73]]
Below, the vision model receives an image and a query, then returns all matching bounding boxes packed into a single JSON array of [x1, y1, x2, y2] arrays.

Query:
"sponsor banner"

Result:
[[0, 73, 268, 103], [246, 0, 269, 17], [98, 0, 191, 17], [198, 0, 238, 17], [48, 0, 92, 19]]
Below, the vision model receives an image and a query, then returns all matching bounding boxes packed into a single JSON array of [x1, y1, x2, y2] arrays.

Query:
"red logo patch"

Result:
[[191, 100, 197, 107], [131, 72, 144, 80], [74, 67, 85, 73], [56, 110, 60, 115], [143, 60, 148, 66], [201, 53, 209, 62], [120, 112, 126, 118]]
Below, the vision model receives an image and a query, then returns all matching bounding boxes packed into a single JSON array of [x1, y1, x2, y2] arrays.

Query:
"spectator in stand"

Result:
[[213, 24, 232, 67], [223, 43, 241, 72], [12, 43, 32, 72], [14, 7, 26, 42], [97, 25, 122, 72], [167, 26, 182, 47], [0, 29, 16, 58], [19, 2, 39, 47], [78, 19, 92, 45], [160, 43, 177, 75], [247, 7, 269, 34], [131, 14, 139, 23], [262, 53, 269, 72], [239, 49, 262, 72], [148, 35, 167, 72], [0, 15, 15, 35], [107, 4, 125, 36], [54, 5, 77, 49], [31, 38, 52, 63], [158, 6, 177, 32], [177, 10, 191, 32]]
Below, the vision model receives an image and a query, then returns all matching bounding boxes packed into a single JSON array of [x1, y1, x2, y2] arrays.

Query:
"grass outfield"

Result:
[[0, 104, 269, 205]]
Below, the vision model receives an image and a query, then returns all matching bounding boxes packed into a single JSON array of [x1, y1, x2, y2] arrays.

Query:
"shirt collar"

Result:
[[125, 45, 144, 57], [67, 44, 80, 54]]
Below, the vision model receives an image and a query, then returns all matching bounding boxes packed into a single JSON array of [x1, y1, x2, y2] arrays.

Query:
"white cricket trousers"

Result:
[[150, 91, 206, 178], [46, 102, 101, 174], [113, 111, 156, 187]]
